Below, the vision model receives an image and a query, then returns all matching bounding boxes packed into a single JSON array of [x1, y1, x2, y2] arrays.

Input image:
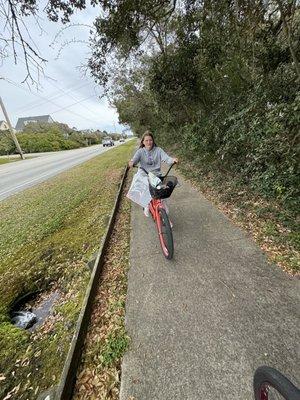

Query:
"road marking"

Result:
[[0, 170, 60, 197], [0, 151, 104, 196], [0, 142, 127, 199]]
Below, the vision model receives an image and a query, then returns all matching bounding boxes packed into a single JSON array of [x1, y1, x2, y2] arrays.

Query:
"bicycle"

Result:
[[133, 163, 178, 259], [254, 366, 300, 400]]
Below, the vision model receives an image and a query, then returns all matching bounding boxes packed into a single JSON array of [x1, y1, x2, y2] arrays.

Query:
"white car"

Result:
[[102, 139, 114, 147]]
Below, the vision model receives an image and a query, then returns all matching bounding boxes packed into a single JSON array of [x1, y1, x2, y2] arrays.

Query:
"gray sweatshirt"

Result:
[[131, 146, 174, 173]]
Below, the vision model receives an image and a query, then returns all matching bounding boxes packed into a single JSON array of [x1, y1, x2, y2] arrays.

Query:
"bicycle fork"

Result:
[[150, 200, 170, 256]]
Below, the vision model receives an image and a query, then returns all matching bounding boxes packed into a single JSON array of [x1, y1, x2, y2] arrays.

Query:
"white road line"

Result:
[[0, 170, 58, 196], [0, 141, 132, 199]]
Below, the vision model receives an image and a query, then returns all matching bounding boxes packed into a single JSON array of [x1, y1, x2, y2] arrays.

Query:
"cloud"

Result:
[[0, 3, 124, 132]]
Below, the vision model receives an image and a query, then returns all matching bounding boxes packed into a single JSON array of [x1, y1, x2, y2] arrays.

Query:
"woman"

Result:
[[127, 131, 178, 217]]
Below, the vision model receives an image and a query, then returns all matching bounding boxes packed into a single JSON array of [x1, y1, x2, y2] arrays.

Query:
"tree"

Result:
[[108, 0, 300, 211], [2, 1, 299, 86], [0, 132, 14, 155]]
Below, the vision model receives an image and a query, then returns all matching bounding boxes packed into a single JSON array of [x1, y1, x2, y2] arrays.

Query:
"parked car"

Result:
[[102, 139, 114, 147], [119, 138, 125, 142]]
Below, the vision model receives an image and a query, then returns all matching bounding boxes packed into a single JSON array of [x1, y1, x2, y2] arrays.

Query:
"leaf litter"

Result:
[[73, 179, 132, 400]]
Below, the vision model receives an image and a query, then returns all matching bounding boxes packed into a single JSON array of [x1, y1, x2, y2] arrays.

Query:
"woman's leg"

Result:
[[143, 204, 150, 217]]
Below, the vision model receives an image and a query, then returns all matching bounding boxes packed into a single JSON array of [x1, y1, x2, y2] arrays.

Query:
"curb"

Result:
[[39, 165, 129, 400]]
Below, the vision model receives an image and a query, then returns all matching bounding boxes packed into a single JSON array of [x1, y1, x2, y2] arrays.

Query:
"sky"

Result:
[[0, 3, 130, 134]]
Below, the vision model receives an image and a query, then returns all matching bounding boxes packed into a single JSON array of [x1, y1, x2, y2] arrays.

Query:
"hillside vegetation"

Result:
[[97, 1, 299, 270], [111, 2, 299, 216]]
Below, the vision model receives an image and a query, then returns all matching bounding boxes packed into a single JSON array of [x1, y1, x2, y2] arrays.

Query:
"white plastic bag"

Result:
[[148, 171, 162, 188], [126, 170, 152, 208]]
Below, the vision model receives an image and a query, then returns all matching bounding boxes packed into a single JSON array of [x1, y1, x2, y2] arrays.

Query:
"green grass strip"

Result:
[[0, 140, 135, 399], [0, 158, 20, 165]]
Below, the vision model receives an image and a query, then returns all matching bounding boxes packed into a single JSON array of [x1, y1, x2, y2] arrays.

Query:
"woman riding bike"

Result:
[[127, 131, 178, 218]]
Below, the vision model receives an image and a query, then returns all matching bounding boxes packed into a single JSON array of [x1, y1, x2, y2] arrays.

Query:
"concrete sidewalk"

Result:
[[120, 172, 300, 400]]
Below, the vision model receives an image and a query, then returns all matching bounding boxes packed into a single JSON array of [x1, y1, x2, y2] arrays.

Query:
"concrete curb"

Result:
[[39, 165, 129, 400]]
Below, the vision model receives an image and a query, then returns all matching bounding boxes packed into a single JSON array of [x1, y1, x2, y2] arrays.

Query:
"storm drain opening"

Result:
[[10, 290, 61, 331]]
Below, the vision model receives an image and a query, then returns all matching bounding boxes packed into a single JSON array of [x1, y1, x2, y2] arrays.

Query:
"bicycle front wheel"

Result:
[[254, 366, 300, 400], [156, 207, 174, 259]]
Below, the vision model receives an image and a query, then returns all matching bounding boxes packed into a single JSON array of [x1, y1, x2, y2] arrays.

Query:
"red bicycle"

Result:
[[134, 163, 177, 259]]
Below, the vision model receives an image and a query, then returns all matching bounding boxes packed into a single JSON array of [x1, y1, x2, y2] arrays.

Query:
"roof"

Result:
[[15, 115, 54, 130], [0, 120, 9, 130]]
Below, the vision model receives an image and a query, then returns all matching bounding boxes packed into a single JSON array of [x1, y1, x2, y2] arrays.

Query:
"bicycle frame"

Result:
[[148, 198, 169, 255]]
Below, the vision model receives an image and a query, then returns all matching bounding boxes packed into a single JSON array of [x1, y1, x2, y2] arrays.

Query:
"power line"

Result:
[[6, 52, 95, 115], [50, 94, 97, 114], [2, 77, 102, 125], [14, 81, 91, 113], [45, 78, 102, 119], [3, 46, 102, 123]]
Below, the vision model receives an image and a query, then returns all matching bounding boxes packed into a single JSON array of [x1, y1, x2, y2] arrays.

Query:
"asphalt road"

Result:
[[120, 169, 300, 400], [0, 142, 127, 201]]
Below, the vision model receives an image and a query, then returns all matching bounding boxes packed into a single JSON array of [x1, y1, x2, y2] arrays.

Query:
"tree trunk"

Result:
[[276, 0, 300, 81]]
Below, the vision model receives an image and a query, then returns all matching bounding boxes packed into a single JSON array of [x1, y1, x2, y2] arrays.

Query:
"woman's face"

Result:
[[143, 135, 154, 150]]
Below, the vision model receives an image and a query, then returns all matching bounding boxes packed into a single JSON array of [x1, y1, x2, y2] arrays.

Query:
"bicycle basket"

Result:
[[149, 176, 178, 199]]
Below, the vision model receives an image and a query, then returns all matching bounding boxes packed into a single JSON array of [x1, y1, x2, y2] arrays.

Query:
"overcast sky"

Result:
[[0, 3, 128, 134]]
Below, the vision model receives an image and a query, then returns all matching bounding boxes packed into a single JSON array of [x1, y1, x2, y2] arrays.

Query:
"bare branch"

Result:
[[19, 14, 41, 54], [5, 0, 47, 85]]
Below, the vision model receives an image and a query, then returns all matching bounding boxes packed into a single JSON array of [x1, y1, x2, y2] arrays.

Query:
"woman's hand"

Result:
[[173, 158, 179, 164], [128, 160, 134, 168]]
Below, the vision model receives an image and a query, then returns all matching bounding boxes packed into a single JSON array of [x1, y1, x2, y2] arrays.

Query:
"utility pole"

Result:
[[0, 97, 25, 159]]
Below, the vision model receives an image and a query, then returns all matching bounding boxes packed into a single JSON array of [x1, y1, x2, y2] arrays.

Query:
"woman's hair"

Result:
[[139, 130, 156, 148]]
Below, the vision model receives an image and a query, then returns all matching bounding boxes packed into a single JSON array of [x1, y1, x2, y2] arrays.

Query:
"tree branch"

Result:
[[6, 0, 47, 84]]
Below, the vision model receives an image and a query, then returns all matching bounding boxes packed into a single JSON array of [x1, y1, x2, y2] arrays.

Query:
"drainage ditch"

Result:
[[10, 290, 61, 331]]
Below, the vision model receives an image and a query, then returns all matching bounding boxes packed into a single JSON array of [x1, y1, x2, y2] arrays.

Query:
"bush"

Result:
[[0, 132, 14, 155], [0, 124, 89, 155]]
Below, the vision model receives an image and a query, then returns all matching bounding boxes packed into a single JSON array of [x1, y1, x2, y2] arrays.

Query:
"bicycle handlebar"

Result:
[[164, 162, 176, 177], [132, 162, 176, 178]]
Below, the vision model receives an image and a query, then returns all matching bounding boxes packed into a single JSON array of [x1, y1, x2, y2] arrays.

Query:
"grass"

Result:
[[0, 140, 135, 399], [100, 329, 129, 367], [0, 157, 20, 165], [0, 156, 36, 165]]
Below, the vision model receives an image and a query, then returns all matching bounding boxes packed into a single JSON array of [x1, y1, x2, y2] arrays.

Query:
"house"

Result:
[[15, 115, 54, 131], [0, 120, 9, 131]]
